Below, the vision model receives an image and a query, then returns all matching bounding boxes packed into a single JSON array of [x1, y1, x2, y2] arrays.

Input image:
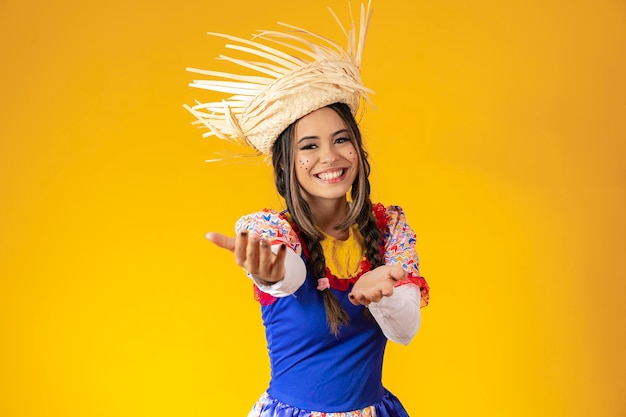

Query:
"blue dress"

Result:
[[236, 205, 428, 416]]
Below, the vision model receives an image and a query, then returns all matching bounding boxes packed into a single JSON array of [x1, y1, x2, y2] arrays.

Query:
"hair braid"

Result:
[[357, 201, 385, 270], [271, 102, 384, 336], [298, 233, 350, 336]]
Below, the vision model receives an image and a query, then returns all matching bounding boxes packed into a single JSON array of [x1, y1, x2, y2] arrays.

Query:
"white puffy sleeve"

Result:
[[368, 205, 430, 345]]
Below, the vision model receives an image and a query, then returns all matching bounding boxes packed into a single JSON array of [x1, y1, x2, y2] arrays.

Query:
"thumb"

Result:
[[205, 232, 236, 252]]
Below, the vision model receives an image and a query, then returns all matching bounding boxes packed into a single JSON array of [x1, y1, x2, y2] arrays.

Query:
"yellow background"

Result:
[[1, 0, 624, 416]]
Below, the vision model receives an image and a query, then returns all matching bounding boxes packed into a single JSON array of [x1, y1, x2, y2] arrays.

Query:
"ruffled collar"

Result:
[[293, 203, 387, 292]]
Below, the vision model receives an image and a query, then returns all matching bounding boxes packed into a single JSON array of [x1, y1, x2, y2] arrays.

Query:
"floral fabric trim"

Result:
[[247, 392, 377, 417], [381, 204, 420, 277], [238, 204, 429, 307], [235, 209, 302, 254], [236, 209, 299, 306]]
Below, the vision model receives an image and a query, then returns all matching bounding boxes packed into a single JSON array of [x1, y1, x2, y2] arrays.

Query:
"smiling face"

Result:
[[293, 107, 359, 204]]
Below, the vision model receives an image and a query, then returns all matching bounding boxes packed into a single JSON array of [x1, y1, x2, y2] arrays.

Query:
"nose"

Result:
[[320, 143, 339, 166]]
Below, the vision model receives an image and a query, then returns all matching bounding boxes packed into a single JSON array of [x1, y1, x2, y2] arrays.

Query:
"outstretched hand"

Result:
[[348, 265, 406, 306], [206, 231, 287, 284]]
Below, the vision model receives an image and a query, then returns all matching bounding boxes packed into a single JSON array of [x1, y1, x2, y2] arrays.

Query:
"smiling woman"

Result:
[[293, 107, 359, 205], [2, 0, 624, 415], [186, 2, 429, 416]]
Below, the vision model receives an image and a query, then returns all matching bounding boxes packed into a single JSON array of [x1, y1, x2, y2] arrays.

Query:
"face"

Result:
[[293, 107, 359, 203]]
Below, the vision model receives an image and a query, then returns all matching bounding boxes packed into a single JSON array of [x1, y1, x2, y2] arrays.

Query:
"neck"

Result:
[[307, 197, 350, 238]]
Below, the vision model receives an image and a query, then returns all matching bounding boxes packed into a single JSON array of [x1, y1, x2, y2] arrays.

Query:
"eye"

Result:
[[299, 143, 318, 150], [335, 137, 351, 144]]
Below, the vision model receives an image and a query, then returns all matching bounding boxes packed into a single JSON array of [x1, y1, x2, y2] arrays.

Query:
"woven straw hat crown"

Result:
[[184, 1, 374, 158]]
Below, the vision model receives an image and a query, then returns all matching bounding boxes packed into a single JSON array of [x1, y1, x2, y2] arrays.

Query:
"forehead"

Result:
[[294, 107, 347, 139]]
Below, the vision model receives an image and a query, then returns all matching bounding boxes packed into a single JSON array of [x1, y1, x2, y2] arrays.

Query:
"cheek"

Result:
[[298, 159, 310, 170]]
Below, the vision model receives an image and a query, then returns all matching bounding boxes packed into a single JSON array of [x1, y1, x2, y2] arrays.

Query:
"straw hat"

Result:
[[184, 1, 374, 158]]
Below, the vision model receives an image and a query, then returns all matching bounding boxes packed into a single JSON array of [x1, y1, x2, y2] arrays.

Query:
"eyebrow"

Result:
[[297, 128, 349, 143]]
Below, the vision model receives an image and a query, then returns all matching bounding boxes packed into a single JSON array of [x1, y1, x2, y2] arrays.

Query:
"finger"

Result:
[[257, 239, 273, 277], [234, 231, 249, 266], [245, 236, 261, 274], [366, 289, 383, 303], [269, 243, 288, 281], [206, 232, 236, 252], [359, 295, 371, 306], [348, 292, 361, 306], [348, 293, 360, 306], [349, 292, 370, 306], [381, 284, 394, 297], [273, 243, 287, 267]]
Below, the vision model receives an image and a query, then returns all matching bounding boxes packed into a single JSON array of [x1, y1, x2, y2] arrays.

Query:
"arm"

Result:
[[349, 264, 423, 345], [349, 205, 429, 344]]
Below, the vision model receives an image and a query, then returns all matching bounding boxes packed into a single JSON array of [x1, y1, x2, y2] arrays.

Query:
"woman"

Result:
[[185, 3, 429, 415]]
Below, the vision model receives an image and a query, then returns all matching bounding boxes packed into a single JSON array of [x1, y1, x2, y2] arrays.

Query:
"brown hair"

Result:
[[272, 103, 384, 335]]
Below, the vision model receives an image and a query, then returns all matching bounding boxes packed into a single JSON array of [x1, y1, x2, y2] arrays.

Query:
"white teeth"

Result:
[[317, 169, 344, 180]]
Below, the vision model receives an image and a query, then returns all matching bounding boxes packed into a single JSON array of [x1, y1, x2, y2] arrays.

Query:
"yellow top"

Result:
[[320, 224, 365, 279]]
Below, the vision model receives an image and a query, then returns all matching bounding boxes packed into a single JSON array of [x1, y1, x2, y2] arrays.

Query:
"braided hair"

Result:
[[272, 102, 384, 336]]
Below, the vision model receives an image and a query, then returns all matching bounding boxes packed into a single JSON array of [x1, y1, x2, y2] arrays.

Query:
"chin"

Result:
[[315, 188, 353, 200]]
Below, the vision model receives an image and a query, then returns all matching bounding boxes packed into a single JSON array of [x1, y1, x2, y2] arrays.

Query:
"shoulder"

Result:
[[375, 203, 418, 251], [373, 203, 413, 232]]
